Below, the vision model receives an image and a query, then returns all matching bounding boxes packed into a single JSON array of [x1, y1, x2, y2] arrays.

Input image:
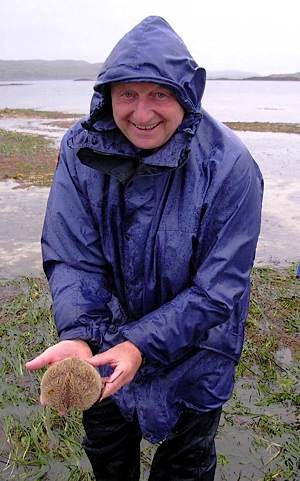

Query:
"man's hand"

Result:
[[25, 339, 93, 371], [26, 340, 94, 408], [87, 341, 142, 400]]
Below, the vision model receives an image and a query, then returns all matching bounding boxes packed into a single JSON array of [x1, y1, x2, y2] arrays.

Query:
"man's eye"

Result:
[[121, 91, 134, 98], [154, 92, 167, 99]]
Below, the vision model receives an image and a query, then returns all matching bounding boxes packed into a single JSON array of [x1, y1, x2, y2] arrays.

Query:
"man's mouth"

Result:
[[130, 121, 162, 131]]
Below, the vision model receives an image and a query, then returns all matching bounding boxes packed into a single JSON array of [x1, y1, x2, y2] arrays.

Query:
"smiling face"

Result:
[[111, 82, 185, 149]]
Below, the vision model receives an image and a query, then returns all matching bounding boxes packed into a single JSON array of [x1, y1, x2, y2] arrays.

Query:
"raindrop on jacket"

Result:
[[42, 16, 263, 443]]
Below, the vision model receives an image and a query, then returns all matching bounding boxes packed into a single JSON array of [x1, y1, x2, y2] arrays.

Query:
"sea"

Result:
[[0, 79, 299, 123]]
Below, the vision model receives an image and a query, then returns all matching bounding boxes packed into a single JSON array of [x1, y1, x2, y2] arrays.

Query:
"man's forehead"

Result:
[[111, 82, 172, 93]]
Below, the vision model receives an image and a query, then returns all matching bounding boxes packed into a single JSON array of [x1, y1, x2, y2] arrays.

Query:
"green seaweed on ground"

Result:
[[217, 265, 299, 481], [0, 278, 95, 480], [224, 121, 300, 135], [0, 108, 81, 119], [0, 129, 57, 187], [0, 266, 299, 480]]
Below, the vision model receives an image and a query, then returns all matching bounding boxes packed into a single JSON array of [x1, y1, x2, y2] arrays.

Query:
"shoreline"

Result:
[[1, 108, 299, 188], [1, 108, 300, 134]]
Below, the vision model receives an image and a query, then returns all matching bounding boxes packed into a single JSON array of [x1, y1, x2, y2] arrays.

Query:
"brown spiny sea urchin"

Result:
[[40, 357, 102, 413]]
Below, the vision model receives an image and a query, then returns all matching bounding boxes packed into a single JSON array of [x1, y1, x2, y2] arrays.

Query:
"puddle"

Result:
[[0, 180, 49, 278], [138, 370, 298, 480], [215, 381, 298, 480], [275, 347, 294, 368], [237, 131, 300, 267]]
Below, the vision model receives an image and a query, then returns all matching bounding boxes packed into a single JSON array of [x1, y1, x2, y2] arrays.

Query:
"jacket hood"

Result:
[[89, 16, 206, 121]]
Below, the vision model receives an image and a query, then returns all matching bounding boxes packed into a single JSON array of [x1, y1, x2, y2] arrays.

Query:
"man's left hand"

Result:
[[87, 340, 143, 400]]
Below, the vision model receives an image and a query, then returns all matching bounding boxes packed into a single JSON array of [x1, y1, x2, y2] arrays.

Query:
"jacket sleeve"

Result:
[[120, 150, 263, 364], [42, 133, 112, 344]]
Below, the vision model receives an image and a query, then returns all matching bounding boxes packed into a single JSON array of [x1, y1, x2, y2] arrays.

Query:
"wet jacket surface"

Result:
[[42, 16, 263, 443]]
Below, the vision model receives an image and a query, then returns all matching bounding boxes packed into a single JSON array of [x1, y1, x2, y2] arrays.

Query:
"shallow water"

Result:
[[1, 79, 300, 122], [238, 131, 300, 267]]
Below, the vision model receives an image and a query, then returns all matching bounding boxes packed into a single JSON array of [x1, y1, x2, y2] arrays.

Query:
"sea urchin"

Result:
[[40, 357, 102, 414]]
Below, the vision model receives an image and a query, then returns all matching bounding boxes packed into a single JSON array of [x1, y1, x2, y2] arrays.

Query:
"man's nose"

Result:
[[132, 99, 154, 124]]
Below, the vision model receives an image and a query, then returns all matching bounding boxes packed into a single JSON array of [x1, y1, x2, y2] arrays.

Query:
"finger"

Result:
[[100, 372, 127, 400], [87, 352, 112, 367], [40, 392, 46, 406], [99, 386, 110, 401], [100, 382, 118, 401], [25, 350, 53, 371], [97, 373, 122, 401], [106, 369, 124, 384], [98, 383, 112, 401]]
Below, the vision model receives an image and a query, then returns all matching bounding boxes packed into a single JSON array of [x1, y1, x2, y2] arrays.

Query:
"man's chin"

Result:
[[133, 140, 163, 149], [127, 133, 166, 150]]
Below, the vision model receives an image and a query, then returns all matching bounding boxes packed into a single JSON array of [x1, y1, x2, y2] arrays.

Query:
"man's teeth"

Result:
[[132, 122, 160, 130]]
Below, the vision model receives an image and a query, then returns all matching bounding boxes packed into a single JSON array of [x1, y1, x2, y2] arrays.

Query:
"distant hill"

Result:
[[207, 70, 257, 79], [0, 60, 102, 81], [0, 60, 299, 82], [211, 71, 300, 81], [245, 72, 300, 81], [0, 61, 256, 81]]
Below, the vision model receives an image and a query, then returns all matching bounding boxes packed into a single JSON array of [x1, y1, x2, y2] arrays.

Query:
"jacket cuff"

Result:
[[59, 326, 102, 348], [120, 322, 157, 364]]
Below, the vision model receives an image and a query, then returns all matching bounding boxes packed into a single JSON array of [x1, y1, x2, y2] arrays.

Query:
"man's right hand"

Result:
[[25, 339, 93, 371]]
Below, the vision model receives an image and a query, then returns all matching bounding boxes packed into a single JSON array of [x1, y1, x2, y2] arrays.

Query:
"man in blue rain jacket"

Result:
[[26, 16, 263, 481]]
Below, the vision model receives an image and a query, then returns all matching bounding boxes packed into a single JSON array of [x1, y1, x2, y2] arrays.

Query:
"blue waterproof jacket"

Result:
[[42, 16, 263, 443]]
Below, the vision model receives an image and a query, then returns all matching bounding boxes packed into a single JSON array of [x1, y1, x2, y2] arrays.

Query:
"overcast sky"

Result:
[[1, 0, 299, 75]]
